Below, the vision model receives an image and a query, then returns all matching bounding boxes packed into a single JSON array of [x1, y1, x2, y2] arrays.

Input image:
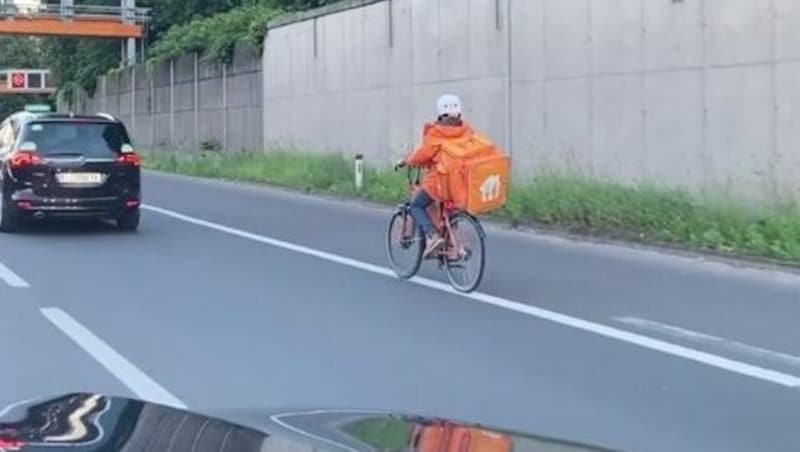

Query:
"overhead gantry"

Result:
[[0, 0, 149, 65]]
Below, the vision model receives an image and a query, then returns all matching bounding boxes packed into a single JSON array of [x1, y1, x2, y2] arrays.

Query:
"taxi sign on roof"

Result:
[[24, 104, 51, 113]]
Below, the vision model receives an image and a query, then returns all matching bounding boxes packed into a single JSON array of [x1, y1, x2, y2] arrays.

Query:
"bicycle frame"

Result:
[[389, 165, 487, 292], [401, 167, 467, 262]]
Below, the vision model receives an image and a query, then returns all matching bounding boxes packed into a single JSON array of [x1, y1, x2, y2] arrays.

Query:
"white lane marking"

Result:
[[0, 259, 29, 288], [615, 316, 800, 369], [142, 204, 800, 388], [270, 411, 359, 452], [40, 307, 187, 409]]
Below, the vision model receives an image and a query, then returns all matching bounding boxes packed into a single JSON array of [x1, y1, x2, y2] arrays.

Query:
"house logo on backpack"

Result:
[[479, 174, 502, 202]]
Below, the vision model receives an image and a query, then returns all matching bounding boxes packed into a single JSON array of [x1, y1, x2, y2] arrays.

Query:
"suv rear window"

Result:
[[19, 121, 130, 158]]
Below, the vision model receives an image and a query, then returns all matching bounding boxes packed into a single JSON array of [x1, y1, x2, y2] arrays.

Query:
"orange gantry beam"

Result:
[[0, 18, 142, 38]]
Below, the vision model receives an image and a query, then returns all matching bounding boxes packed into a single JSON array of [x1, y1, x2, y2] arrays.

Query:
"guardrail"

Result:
[[0, 2, 150, 23]]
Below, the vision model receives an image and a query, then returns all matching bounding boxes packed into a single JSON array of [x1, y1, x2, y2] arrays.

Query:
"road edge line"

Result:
[[40, 307, 187, 409], [142, 204, 800, 388]]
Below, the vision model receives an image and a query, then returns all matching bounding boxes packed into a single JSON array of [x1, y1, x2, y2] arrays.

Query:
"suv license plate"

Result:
[[56, 173, 104, 185]]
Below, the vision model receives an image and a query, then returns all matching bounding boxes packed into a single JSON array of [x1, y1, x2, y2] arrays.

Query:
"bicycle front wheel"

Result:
[[444, 213, 486, 293], [386, 208, 424, 279]]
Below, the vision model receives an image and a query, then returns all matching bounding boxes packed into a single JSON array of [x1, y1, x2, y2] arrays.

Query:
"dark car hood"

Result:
[[0, 393, 615, 451]]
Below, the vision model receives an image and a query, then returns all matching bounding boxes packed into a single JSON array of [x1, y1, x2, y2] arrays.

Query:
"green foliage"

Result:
[[0, 37, 51, 119], [5, 0, 341, 99], [0, 36, 43, 68], [143, 151, 800, 263], [147, 2, 283, 65], [144, 0, 344, 65], [140, 0, 246, 41], [343, 419, 411, 450], [39, 38, 120, 96]]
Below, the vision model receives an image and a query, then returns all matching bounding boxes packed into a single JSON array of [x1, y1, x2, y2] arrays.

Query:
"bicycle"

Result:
[[386, 164, 486, 293]]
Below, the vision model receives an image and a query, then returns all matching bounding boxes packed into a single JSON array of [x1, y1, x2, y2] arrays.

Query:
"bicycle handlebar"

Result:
[[406, 166, 421, 186]]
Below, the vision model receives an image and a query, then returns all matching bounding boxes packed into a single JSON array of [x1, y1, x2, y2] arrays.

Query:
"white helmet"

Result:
[[437, 94, 462, 118]]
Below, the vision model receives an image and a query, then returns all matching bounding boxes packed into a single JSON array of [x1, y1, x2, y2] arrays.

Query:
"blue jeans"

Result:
[[409, 189, 434, 235]]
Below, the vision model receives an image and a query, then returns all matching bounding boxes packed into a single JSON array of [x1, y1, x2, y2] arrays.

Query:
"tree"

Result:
[[0, 36, 42, 68], [0, 37, 48, 120], [6, 0, 345, 104]]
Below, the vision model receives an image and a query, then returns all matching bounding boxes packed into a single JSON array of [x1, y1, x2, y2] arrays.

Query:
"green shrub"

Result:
[[144, 151, 800, 263], [147, 4, 283, 65]]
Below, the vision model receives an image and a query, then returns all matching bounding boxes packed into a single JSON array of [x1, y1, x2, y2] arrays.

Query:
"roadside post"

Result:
[[354, 154, 364, 191]]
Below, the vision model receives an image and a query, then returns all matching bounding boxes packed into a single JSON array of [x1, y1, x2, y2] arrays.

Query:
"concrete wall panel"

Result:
[[705, 65, 772, 198], [468, 0, 507, 78], [591, 0, 642, 74], [363, 2, 391, 88], [544, 0, 590, 79], [543, 79, 592, 174], [152, 113, 171, 148], [173, 112, 195, 149], [775, 62, 800, 200], [319, 12, 346, 93], [705, 0, 772, 66], [198, 110, 224, 146], [388, 0, 413, 87], [509, 80, 545, 175], [438, 0, 470, 81], [410, 0, 439, 83], [134, 66, 148, 90], [82, 0, 800, 201], [469, 77, 508, 149], [134, 87, 149, 115], [119, 70, 132, 93], [119, 92, 132, 117], [231, 44, 260, 74], [775, 0, 800, 60], [155, 86, 171, 114], [510, 0, 544, 82], [175, 54, 195, 83], [264, 30, 292, 97], [174, 82, 194, 111], [343, 7, 366, 90], [199, 79, 222, 109], [591, 74, 644, 183], [643, 0, 703, 70], [643, 70, 704, 190], [387, 86, 414, 158], [289, 22, 314, 96]]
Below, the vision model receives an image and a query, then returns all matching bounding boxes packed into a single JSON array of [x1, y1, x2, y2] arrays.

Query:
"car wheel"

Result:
[[0, 193, 20, 233], [116, 209, 140, 232]]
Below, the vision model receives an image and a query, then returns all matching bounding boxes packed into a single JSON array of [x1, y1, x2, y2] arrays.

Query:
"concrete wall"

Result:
[[81, 43, 262, 153], [262, 0, 800, 202]]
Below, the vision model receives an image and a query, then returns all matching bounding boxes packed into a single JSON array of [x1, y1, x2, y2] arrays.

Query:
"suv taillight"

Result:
[[116, 153, 140, 167], [9, 151, 43, 169]]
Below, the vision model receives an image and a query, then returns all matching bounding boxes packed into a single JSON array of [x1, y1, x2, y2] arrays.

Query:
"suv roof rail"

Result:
[[96, 112, 117, 121]]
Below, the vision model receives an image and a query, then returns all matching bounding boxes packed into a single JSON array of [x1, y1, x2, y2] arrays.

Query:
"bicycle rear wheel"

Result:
[[444, 213, 485, 293], [387, 208, 424, 279]]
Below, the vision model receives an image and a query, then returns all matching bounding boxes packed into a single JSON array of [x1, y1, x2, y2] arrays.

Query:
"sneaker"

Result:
[[423, 231, 445, 258]]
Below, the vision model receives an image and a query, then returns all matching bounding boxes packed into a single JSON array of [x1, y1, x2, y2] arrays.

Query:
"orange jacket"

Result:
[[405, 121, 475, 201]]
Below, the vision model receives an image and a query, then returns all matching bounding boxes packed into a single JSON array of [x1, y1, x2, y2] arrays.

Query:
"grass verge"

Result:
[[144, 150, 800, 264]]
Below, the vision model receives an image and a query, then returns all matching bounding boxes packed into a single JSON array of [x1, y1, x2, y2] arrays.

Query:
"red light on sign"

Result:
[[11, 73, 25, 89]]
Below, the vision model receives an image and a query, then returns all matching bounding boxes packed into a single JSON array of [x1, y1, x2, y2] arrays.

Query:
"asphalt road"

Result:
[[1, 170, 799, 452]]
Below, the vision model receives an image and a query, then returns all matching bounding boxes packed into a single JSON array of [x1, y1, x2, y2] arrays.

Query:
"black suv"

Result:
[[0, 111, 141, 232]]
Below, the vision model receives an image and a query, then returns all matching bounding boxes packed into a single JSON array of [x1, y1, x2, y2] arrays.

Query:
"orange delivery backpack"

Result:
[[412, 423, 512, 452], [437, 132, 510, 215]]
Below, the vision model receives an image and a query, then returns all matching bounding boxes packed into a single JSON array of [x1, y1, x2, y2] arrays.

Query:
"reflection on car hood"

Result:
[[0, 393, 616, 451]]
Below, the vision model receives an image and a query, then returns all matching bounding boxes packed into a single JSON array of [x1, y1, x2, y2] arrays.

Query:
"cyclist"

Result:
[[398, 94, 475, 257]]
